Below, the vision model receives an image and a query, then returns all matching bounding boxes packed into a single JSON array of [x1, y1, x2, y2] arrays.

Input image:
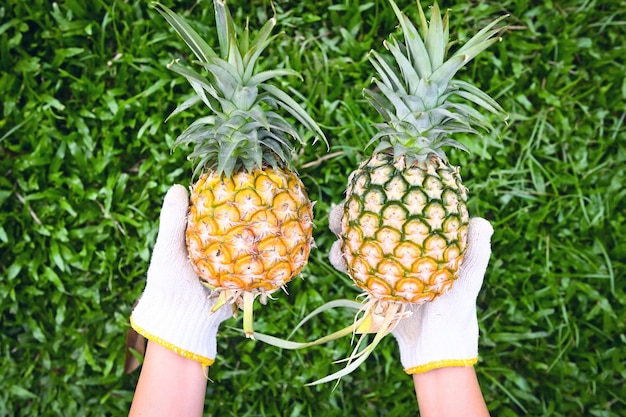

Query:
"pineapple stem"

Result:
[[254, 318, 366, 350], [287, 299, 363, 339], [253, 298, 365, 348], [243, 291, 256, 339], [305, 301, 402, 386]]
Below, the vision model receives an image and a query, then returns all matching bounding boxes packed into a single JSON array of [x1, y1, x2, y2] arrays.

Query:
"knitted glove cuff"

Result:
[[130, 316, 215, 367], [130, 283, 232, 367], [394, 311, 479, 374]]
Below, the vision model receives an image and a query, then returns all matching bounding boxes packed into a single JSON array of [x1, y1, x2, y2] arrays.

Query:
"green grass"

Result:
[[1, 0, 625, 415]]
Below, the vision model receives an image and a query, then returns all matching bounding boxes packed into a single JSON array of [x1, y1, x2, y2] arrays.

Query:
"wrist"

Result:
[[129, 341, 208, 417], [412, 367, 490, 417]]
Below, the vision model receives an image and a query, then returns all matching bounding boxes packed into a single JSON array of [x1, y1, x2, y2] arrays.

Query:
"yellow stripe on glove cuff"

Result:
[[130, 317, 215, 367], [404, 357, 478, 375]]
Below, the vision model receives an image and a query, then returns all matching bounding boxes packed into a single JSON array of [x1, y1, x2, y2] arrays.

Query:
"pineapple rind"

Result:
[[341, 153, 469, 303], [187, 166, 313, 294]]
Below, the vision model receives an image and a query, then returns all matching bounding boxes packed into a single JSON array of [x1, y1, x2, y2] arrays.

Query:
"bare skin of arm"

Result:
[[413, 367, 490, 417], [129, 341, 207, 417]]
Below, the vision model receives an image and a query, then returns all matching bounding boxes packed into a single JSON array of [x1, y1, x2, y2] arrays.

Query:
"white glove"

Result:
[[391, 217, 494, 374], [328, 204, 493, 374], [328, 204, 348, 273], [130, 185, 233, 367]]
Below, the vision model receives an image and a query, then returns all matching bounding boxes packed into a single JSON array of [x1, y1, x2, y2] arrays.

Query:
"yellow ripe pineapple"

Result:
[[255, 0, 506, 385], [154, 1, 326, 338]]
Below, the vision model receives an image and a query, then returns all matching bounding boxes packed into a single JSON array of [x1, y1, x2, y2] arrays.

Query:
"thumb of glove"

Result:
[[450, 217, 494, 298], [328, 203, 344, 235], [328, 203, 349, 273], [329, 240, 348, 273], [150, 184, 190, 268]]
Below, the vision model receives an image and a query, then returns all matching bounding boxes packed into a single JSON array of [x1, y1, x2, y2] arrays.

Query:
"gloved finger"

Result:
[[152, 184, 190, 260], [329, 239, 348, 273], [328, 202, 344, 235], [456, 217, 494, 294]]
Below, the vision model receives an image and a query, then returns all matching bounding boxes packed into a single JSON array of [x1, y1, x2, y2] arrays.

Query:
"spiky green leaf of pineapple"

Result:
[[153, 1, 326, 178]]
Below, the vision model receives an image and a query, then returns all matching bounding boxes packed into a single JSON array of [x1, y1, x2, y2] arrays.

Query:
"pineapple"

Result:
[[337, 0, 506, 308], [340, 0, 506, 306], [154, 1, 326, 338], [255, 0, 506, 385]]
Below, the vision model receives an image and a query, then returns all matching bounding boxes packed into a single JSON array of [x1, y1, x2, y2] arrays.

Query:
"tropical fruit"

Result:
[[154, 1, 326, 337]]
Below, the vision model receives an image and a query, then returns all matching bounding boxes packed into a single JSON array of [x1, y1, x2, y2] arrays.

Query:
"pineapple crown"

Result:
[[364, 0, 508, 164], [154, 1, 327, 178]]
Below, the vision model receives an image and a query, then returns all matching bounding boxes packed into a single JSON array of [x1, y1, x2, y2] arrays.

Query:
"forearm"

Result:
[[412, 367, 489, 417], [129, 341, 208, 417]]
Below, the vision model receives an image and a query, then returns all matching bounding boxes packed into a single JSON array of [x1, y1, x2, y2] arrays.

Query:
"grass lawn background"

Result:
[[1, 0, 624, 415]]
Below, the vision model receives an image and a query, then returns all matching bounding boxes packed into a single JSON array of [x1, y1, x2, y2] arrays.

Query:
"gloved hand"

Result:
[[390, 217, 493, 374], [328, 204, 493, 375], [130, 185, 234, 367]]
